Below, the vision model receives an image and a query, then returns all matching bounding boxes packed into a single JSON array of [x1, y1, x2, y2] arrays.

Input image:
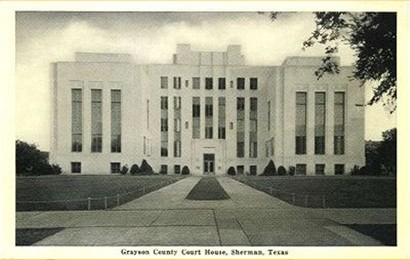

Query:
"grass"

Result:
[[16, 175, 184, 211], [346, 224, 396, 246], [233, 176, 396, 208], [186, 177, 230, 200], [16, 228, 65, 246]]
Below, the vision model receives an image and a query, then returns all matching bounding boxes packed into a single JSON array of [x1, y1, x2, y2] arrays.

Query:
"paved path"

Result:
[[16, 176, 395, 246]]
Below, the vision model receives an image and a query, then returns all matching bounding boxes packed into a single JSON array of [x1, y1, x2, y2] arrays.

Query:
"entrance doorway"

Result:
[[203, 154, 215, 175]]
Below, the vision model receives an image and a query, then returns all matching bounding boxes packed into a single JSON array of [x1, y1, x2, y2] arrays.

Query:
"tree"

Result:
[[130, 164, 141, 175], [15, 140, 61, 176], [140, 159, 153, 175], [181, 166, 190, 175], [261, 160, 276, 176], [277, 166, 287, 176], [379, 128, 396, 175], [227, 167, 236, 176], [267, 12, 396, 111]]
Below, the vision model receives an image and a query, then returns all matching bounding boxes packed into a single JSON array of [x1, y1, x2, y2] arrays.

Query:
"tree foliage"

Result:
[[130, 164, 141, 175], [267, 12, 396, 111], [16, 140, 61, 176], [181, 166, 190, 175], [227, 166, 236, 176], [365, 128, 396, 175], [140, 159, 153, 175], [261, 160, 276, 176]]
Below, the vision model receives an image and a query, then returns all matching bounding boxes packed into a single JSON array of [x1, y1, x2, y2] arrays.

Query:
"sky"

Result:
[[15, 11, 396, 151]]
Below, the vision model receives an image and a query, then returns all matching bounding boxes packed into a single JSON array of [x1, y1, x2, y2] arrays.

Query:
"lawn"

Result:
[[16, 175, 184, 211], [232, 176, 396, 208], [186, 177, 230, 200]]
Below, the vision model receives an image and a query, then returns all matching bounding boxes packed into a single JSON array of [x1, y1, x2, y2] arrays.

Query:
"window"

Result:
[[205, 77, 213, 90], [111, 89, 121, 153], [315, 164, 325, 175], [205, 127, 213, 139], [334, 92, 345, 155], [192, 77, 200, 89], [237, 165, 244, 175], [161, 118, 168, 132], [161, 141, 168, 157], [160, 165, 168, 175], [237, 97, 245, 158], [296, 164, 307, 175], [250, 78, 258, 90], [174, 141, 181, 157], [230, 80, 234, 88], [161, 96, 169, 157], [91, 89, 102, 153], [71, 87, 83, 152], [237, 142, 244, 158], [161, 96, 168, 110], [174, 118, 181, 132], [146, 99, 150, 129], [249, 98, 258, 158], [111, 162, 121, 174], [174, 96, 181, 109], [267, 101, 271, 131], [237, 77, 245, 90], [192, 97, 200, 139], [160, 76, 168, 89], [218, 97, 226, 139], [250, 165, 257, 176], [174, 165, 181, 174], [218, 78, 226, 90], [173, 77, 181, 89], [185, 80, 189, 88], [295, 92, 307, 154], [335, 164, 345, 175], [71, 162, 81, 173], [205, 97, 213, 139], [315, 92, 326, 154]]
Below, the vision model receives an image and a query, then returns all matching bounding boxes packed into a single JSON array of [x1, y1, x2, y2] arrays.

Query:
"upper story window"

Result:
[[250, 78, 258, 90], [218, 78, 226, 90], [192, 77, 200, 89], [173, 77, 181, 89], [161, 76, 168, 89], [237, 77, 245, 90], [205, 78, 213, 90]]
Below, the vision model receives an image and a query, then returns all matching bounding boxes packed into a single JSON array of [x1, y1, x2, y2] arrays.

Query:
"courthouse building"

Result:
[[49, 44, 365, 175]]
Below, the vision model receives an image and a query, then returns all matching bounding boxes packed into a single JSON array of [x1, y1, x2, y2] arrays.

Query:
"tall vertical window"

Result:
[[91, 89, 102, 153], [146, 99, 150, 129], [237, 77, 245, 90], [237, 97, 245, 157], [205, 78, 213, 90], [267, 101, 271, 131], [249, 97, 258, 158], [173, 77, 181, 89], [111, 90, 121, 153], [315, 92, 326, 154], [218, 78, 226, 90], [334, 92, 345, 155], [160, 76, 168, 89], [218, 97, 226, 139], [192, 77, 200, 89], [295, 92, 307, 154], [205, 97, 213, 139], [161, 96, 168, 157], [174, 96, 181, 157], [71, 87, 83, 152], [192, 97, 200, 139], [250, 78, 258, 90]]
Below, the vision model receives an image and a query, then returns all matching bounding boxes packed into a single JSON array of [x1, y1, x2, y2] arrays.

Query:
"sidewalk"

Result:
[[16, 176, 395, 246]]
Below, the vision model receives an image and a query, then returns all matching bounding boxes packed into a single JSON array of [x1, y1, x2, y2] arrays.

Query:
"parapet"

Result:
[[173, 44, 245, 66], [282, 56, 341, 67], [75, 52, 132, 63]]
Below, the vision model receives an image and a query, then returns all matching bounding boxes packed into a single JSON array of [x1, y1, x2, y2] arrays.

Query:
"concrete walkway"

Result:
[[16, 176, 395, 246]]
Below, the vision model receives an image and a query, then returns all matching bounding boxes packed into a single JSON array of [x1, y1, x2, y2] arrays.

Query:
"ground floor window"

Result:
[[160, 164, 168, 175], [237, 165, 244, 175], [71, 162, 81, 173], [111, 162, 121, 174], [315, 164, 325, 175], [296, 164, 306, 175], [174, 165, 181, 174], [250, 165, 257, 175], [335, 164, 345, 175]]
